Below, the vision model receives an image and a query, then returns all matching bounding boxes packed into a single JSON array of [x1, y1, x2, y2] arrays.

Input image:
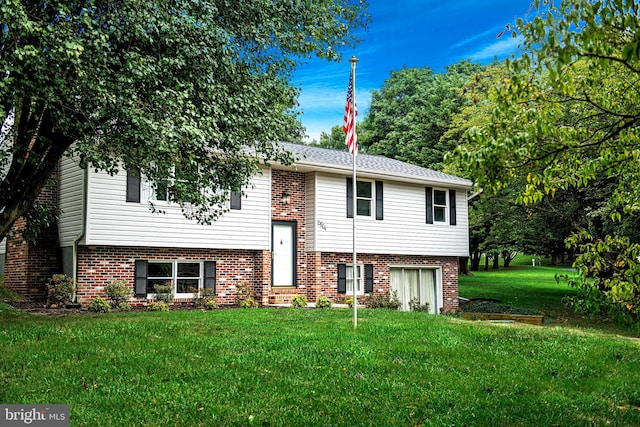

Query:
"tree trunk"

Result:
[[0, 101, 74, 241], [459, 257, 469, 275], [470, 251, 481, 271], [492, 252, 500, 269]]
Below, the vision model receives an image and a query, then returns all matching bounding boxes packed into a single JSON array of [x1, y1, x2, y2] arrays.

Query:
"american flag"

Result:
[[343, 71, 357, 155]]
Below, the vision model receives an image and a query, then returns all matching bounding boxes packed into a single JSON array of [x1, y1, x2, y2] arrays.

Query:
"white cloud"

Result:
[[466, 35, 523, 62]]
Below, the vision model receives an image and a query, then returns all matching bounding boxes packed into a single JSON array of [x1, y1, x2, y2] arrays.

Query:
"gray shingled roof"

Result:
[[279, 142, 472, 188]]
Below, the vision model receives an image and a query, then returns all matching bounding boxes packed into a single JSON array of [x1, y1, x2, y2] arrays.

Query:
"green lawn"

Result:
[[458, 255, 637, 335], [1, 307, 640, 426]]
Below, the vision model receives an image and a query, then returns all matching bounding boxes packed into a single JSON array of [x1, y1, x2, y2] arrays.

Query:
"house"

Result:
[[2, 142, 472, 312]]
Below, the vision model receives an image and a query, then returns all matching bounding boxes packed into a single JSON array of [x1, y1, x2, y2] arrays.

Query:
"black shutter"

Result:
[[134, 260, 148, 297], [346, 178, 353, 218], [375, 181, 384, 220], [126, 170, 141, 203], [426, 187, 433, 224], [230, 191, 242, 210], [204, 261, 216, 293], [449, 189, 457, 226], [364, 264, 374, 293], [337, 263, 347, 294]]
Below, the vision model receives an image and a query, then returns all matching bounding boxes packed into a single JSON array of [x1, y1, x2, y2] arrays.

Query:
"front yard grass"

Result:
[[1, 308, 640, 426], [457, 255, 638, 335]]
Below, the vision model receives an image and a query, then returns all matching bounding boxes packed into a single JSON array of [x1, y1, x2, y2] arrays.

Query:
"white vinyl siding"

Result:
[[84, 167, 271, 249], [58, 155, 85, 247], [310, 173, 469, 256]]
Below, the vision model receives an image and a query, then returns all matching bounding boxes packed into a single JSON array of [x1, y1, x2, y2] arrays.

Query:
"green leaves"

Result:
[[1, 1, 369, 237], [360, 60, 484, 171]]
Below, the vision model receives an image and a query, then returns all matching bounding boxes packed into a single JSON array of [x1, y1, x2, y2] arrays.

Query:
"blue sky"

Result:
[[293, 0, 535, 142]]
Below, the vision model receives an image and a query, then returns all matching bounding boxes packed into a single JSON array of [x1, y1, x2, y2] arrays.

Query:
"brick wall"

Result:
[[4, 169, 61, 299], [75, 246, 264, 306], [270, 169, 307, 290], [312, 252, 459, 313]]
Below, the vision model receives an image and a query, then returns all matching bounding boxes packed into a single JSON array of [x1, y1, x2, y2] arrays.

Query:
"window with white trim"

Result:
[[426, 187, 456, 225], [356, 181, 373, 217], [346, 265, 364, 295], [433, 189, 447, 222], [347, 178, 383, 220], [147, 261, 202, 297], [390, 267, 439, 313]]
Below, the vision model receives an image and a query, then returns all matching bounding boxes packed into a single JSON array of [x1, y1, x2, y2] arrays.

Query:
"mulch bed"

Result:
[[459, 299, 543, 316]]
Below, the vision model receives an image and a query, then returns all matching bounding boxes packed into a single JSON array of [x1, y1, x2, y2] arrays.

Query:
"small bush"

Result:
[[106, 279, 132, 310], [88, 297, 111, 313], [409, 298, 430, 312], [316, 295, 332, 309], [195, 288, 216, 308], [45, 274, 76, 307], [292, 295, 308, 308], [364, 291, 401, 310], [235, 282, 257, 308], [147, 301, 169, 312], [154, 285, 174, 304], [239, 297, 258, 309], [204, 299, 217, 310], [0, 276, 22, 301], [344, 296, 354, 308]]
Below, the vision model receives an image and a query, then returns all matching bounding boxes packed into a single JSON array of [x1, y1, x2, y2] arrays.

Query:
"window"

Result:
[[356, 181, 372, 216], [390, 267, 439, 313], [127, 170, 242, 210], [337, 263, 374, 295], [134, 260, 216, 298], [147, 261, 201, 296], [347, 179, 383, 220], [433, 190, 447, 222], [426, 187, 456, 225]]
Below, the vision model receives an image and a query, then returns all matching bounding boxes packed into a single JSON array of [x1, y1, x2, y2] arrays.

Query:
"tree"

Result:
[[360, 60, 484, 170], [453, 0, 640, 325], [316, 125, 348, 150], [0, 0, 369, 241]]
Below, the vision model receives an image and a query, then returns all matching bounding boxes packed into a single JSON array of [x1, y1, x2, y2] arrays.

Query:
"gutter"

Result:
[[71, 166, 88, 304]]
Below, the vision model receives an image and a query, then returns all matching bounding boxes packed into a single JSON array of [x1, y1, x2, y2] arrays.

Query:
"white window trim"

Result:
[[356, 179, 375, 219], [432, 188, 448, 224], [147, 260, 204, 299], [389, 265, 443, 313], [346, 263, 365, 295]]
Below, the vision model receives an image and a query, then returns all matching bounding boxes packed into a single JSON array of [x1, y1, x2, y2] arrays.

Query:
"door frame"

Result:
[[271, 220, 297, 287]]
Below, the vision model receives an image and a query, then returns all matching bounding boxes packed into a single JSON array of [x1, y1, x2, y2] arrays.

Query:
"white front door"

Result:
[[272, 222, 295, 287]]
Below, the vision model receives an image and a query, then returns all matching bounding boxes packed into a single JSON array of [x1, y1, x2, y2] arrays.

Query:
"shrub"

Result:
[[195, 288, 216, 308], [291, 295, 308, 308], [45, 274, 76, 307], [154, 285, 174, 304], [364, 291, 401, 310], [147, 301, 169, 312], [204, 299, 218, 310], [0, 275, 22, 301], [88, 297, 111, 313], [235, 282, 257, 308], [409, 298, 430, 312], [316, 295, 332, 309], [239, 297, 258, 309], [106, 279, 132, 310], [344, 296, 354, 308]]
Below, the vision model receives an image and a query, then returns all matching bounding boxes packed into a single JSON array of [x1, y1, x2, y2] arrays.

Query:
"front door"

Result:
[[272, 221, 296, 287]]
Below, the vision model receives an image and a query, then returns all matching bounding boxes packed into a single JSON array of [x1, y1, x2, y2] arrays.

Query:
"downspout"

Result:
[[71, 167, 88, 304]]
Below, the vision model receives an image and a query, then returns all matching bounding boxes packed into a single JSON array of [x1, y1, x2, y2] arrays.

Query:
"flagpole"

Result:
[[349, 56, 359, 329]]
